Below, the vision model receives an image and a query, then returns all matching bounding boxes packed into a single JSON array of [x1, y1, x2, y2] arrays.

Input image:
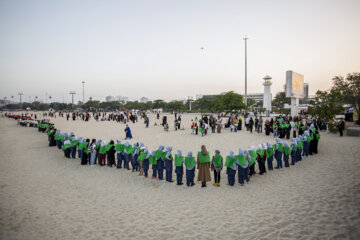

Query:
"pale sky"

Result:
[[1, 0, 359, 103]]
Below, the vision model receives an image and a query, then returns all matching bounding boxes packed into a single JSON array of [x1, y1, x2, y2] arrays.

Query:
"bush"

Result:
[[328, 121, 338, 134]]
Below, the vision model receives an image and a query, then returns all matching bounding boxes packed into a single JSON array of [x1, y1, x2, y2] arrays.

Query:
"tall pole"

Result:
[[243, 35, 249, 107], [46, 92, 48, 104], [18, 92, 23, 108], [82, 81, 85, 103], [69, 91, 76, 106]]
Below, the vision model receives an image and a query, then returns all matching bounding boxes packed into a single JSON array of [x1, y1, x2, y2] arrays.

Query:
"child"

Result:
[[137, 147, 146, 176], [89, 139, 97, 165], [236, 148, 249, 185], [174, 149, 184, 185], [62, 140, 71, 158], [211, 150, 223, 187], [314, 130, 320, 154], [164, 124, 169, 132], [107, 140, 116, 167], [99, 141, 107, 166], [70, 136, 78, 158], [150, 150, 157, 179], [142, 148, 150, 177], [273, 122, 278, 138], [225, 150, 237, 186], [185, 151, 196, 186], [266, 142, 274, 170], [81, 139, 90, 165], [123, 141, 131, 170], [164, 146, 173, 182], [115, 140, 124, 168], [132, 143, 139, 171], [290, 139, 297, 165], [191, 120, 195, 134], [275, 138, 283, 169], [283, 142, 290, 167], [155, 145, 165, 180], [296, 137, 303, 162], [77, 138, 84, 159], [248, 146, 257, 176], [256, 144, 266, 175]]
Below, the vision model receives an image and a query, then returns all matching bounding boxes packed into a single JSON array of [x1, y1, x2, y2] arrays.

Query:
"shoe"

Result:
[[178, 183, 183, 185], [213, 183, 217, 186], [217, 183, 220, 187]]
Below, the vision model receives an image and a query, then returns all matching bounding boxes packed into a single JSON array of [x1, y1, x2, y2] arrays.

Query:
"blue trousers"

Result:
[[78, 149, 83, 159], [157, 159, 164, 180], [132, 155, 138, 171], [238, 166, 249, 184], [291, 152, 296, 165], [303, 142, 309, 156], [56, 140, 61, 149], [175, 166, 183, 184], [227, 168, 236, 186], [284, 154, 290, 167], [165, 159, 173, 182], [152, 164, 157, 178], [71, 146, 77, 158], [124, 154, 131, 170], [186, 168, 195, 186], [267, 155, 273, 170], [116, 152, 124, 168], [275, 151, 283, 168], [296, 149, 302, 162], [143, 159, 149, 177]]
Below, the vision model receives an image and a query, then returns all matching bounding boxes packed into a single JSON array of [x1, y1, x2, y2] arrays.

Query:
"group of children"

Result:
[[31, 119, 321, 187]]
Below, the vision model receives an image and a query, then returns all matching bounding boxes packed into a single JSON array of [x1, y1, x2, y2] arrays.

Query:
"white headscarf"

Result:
[[239, 148, 244, 155], [229, 150, 235, 158], [187, 151, 193, 158], [177, 149, 182, 156]]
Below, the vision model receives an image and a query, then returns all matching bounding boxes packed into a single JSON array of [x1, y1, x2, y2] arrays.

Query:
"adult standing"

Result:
[[338, 118, 345, 137], [197, 145, 211, 187]]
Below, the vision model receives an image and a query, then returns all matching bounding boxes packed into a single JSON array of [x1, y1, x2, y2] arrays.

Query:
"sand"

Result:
[[0, 113, 360, 240]]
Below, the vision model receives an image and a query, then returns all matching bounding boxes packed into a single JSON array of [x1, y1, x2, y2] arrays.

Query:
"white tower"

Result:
[[263, 75, 272, 117]]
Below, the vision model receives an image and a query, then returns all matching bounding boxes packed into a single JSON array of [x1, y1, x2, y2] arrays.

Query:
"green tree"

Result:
[[192, 96, 220, 112], [246, 98, 256, 107], [331, 72, 360, 120], [218, 91, 246, 114], [166, 101, 185, 112], [272, 92, 290, 110], [153, 99, 166, 109], [308, 90, 344, 121]]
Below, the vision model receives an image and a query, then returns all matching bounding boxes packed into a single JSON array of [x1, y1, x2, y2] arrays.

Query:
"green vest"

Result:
[[198, 152, 210, 163], [154, 150, 163, 160], [266, 147, 273, 157], [185, 156, 195, 169], [54, 134, 60, 141], [83, 143, 89, 153], [236, 154, 247, 166], [256, 149, 264, 157], [62, 144, 70, 150], [277, 143, 283, 153], [213, 155, 222, 168], [78, 142, 87, 150], [225, 156, 236, 168], [70, 140, 78, 147], [137, 152, 147, 162], [99, 145, 107, 154], [307, 135, 311, 143], [115, 144, 124, 152], [273, 124, 278, 129], [284, 146, 290, 156], [316, 133, 321, 141], [174, 154, 184, 167], [291, 143, 297, 152], [248, 150, 257, 166], [127, 146, 135, 155], [298, 141, 303, 150], [149, 155, 155, 165]]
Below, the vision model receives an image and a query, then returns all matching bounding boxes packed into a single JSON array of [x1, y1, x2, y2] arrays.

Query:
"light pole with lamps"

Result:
[[243, 35, 249, 107], [82, 81, 85, 103]]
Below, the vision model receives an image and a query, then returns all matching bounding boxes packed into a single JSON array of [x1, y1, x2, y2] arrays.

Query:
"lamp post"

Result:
[[18, 92, 23, 108], [243, 35, 249, 107], [69, 91, 76, 106], [82, 81, 85, 103]]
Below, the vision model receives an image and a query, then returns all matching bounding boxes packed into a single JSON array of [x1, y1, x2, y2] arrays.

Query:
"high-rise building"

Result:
[[303, 83, 309, 100]]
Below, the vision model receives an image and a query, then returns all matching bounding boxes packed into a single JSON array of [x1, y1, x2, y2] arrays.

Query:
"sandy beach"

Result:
[[1, 114, 360, 240]]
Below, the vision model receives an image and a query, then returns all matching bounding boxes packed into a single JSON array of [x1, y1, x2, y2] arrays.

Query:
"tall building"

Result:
[[303, 83, 309, 100], [263, 75, 272, 115]]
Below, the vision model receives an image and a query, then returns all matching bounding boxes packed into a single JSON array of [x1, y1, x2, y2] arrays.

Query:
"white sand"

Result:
[[1, 114, 360, 240]]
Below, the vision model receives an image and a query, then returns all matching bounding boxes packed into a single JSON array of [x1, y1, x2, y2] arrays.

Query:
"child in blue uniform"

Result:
[[164, 146, 173, 182], [185, 151, 196, 186], [275, 138, 283, 169], [174, 149, 184, 185], [225, 150, 237, 186], [283, 142, 290, 167], [236, 148, 249, 185]]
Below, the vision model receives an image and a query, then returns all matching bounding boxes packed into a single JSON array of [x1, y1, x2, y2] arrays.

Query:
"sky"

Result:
[[0, 0, 359, 103]]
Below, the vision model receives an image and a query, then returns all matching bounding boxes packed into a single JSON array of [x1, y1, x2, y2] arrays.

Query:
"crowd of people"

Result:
[[8, 113, 322, 188]]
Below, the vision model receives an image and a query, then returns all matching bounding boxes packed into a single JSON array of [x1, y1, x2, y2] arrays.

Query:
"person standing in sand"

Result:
[[197, 145, 211, 187]]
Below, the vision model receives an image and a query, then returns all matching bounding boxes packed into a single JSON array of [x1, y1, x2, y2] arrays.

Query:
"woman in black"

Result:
[[107, 140, 116, 167], [81, 139, 90, 165], [249, 117, 254, 133]]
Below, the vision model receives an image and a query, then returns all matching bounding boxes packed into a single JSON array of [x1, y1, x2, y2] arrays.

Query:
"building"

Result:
[[242, 93, 264, 103], [105, 96, 115, 102], [139, 97, 149, 103], [303, 83, 309, 100], [105, 95, 129, 104]]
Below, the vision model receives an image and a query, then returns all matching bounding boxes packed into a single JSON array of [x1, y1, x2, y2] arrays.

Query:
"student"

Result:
[[290, 139, 297, 165], [225, 150, 237, 186], [314, 130, 320, 154], [132, 143, 139, 171], [248, 146, 257, 176], [174, 149, 184, 185], [123, 141, 132, 170], [275, 138, 283, 169], [296, 137, 303, 162], [115, 140, 124, 168], [236, 148, 249, 185], [77, 137, 84, 159], [266, 142, 274, 170], [89, 139, 97, 165], [124, 124, 133, 139], [211, 150, 223, 187], [197, 145, 211, 187], [283, 142, 290, 167], [185, 151, 196, 187], [164, 146, 174, 182], [95, 139, 101, 165], [142, 148, 150, 177], [256, 144, 266, 174], [107, 140, 116, 167], [164, 124, 169, 132], [99, 141, 108, 166], [137, 147, 146, 176], [81, 139, 90, 165], [302, 131, 310, 157], [273, 122, 278, 138], [70, 136, 78, 159], [150, 150, 157, 179], [62, 139, 71, 158], [155, 145, 165, 180]]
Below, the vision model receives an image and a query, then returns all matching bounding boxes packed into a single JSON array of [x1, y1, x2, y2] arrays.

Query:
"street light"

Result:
[[82, 81, 85, 103], [69, 91, 76, 106], [243, 35, 249, 107]]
